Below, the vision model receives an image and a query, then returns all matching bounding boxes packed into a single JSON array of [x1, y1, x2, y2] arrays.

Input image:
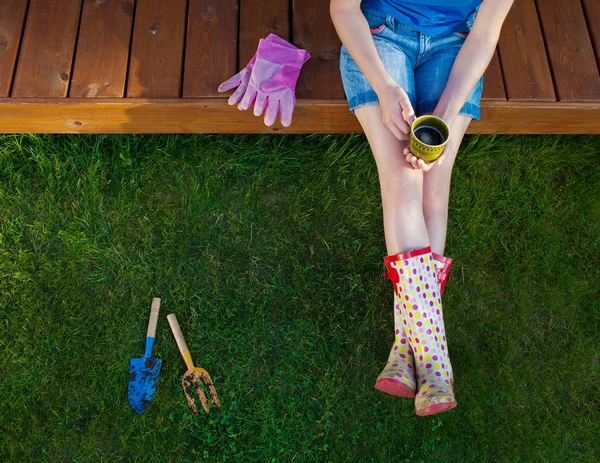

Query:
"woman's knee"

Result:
[[378, 159, 423, 200]]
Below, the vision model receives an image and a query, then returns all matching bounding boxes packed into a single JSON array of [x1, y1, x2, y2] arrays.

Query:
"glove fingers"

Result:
[[228, 84, 247, 106], [254, 92, 268, 117], [218, 71, 243, 93], [279, 94, 295, 128], [264, 99, 280, 127], [238, 88, 257, 111]]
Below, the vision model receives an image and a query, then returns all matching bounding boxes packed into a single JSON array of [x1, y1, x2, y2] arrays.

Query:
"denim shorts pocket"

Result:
[[362, 9, 388, 34]]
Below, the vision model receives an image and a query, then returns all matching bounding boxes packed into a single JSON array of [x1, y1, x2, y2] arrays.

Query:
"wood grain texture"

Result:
[[498, 0, 555, 101], [12, 0, 83, 97], [127, 0, 187, 98], [536, 0, 600, 101], [183, 0, 238, 97], [292, 0, 344, 99], [0, 0, 29, 97], [70, 0, 134, 97], [239, 0, 289, 66], [581, 0, 600, 68], [1, 99, 599, 134], [481, 50, 506, 101]]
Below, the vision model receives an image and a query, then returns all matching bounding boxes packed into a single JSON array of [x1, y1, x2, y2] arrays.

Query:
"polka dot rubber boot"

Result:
[[432, 253, 453, 295], [386, 247, 457, 416], [374, 258, 418, 398], [374, 252, 451, 398]]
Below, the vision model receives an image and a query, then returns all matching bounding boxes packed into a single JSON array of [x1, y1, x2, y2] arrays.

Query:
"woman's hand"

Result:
[[376, 82, 416, 140], [403, 138, 453, 172]]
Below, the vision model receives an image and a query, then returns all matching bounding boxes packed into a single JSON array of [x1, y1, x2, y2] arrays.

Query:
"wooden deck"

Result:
[[0, 0, 599, 134]]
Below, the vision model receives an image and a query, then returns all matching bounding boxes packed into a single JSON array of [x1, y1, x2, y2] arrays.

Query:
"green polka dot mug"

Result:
[[409, 115, 450, 163]]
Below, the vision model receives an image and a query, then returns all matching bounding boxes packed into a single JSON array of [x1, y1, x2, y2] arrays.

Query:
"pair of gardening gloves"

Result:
[[218, 34, 311, 128]]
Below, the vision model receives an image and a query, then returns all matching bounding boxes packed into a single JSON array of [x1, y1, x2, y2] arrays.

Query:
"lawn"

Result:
[[0, 133, 598, 462]]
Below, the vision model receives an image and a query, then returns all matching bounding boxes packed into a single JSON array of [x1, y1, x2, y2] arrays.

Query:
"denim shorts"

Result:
[[340, 6, 483, 120]]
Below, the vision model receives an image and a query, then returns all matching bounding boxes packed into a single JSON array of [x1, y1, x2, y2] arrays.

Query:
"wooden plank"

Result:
[[581, 0, 600, 68], [0, 0, 29, 97], [12, 0, 83, 97], [497, 0, 555, 101], [536, 0, 600, 101], [292, 0, 345, 100], [70, 0, 134, 97], [239, 0, 289, 66], [127, 0, 187, 98], [1, 99, 599, 134], [481, 49, 506, 101], [183, 0, 238, 97]]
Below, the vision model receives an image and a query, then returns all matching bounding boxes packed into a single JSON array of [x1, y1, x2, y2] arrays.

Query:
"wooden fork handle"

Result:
[[167, 313, 196, 371], [167, 313, 189, 353]]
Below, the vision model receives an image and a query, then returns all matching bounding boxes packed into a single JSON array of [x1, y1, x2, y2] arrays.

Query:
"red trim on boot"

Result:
[[432, 252, 453, 295], [384, 247, 432, 287], [384, 247, 432, 265]]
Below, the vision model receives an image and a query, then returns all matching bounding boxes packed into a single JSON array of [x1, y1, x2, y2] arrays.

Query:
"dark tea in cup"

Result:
[[414, 126, 444, 146]]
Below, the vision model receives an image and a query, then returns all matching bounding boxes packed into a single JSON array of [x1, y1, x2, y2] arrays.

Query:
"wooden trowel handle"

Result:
[[167, 313, 190, 355], [146, 298, 161, 339]]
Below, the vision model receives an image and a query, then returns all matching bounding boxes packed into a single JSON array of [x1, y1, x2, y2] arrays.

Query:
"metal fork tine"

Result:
[[182, 375, 198, 415], [193, 374, 210, 414], [199, 370, 222, 408], [182, 371, 219, 415]]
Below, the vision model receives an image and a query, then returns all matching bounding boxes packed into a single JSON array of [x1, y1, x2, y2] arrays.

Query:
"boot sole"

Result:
[[416, 400, 457, 416], [374, 378, 416, 399]]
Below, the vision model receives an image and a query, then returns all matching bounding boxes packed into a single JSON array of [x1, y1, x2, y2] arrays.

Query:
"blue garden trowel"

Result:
[[128, 298, 162, 413]]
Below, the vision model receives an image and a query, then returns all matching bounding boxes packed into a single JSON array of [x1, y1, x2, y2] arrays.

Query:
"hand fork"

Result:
[[167, 314, 222, 414]]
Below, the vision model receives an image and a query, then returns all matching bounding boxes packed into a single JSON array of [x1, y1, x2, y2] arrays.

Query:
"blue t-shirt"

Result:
[[363, 0, 482, 38]]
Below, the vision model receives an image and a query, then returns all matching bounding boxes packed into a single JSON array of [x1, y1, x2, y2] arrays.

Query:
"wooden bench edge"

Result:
[[1, 99, 599, 134]]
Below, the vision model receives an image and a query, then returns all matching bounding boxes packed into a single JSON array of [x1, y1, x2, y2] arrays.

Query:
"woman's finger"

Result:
[[403, 109, 416, 126], [384, 116, 405, 140], [410, 155, 419, 169], [398, 92, 416, 126], [392, 113, 411, 135], [436, 151, 446, 166], [418, 159, 432, 172]]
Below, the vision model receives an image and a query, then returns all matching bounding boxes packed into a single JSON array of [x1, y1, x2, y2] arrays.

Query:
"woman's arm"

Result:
[[434, 0, 515, 127], [331, 0, 416, 138]]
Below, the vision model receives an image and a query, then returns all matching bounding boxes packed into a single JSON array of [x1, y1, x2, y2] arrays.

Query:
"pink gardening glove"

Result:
[[218, 34, 298, 106], [238, 39, 310, 127]]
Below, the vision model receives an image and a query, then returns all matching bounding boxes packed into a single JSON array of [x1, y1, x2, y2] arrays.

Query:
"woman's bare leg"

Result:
[[422, 116, 472, 256], [355, 106, 429, 255]]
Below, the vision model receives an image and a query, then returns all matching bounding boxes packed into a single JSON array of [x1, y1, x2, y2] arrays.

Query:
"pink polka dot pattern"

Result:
[[387, 249, 456, 415]]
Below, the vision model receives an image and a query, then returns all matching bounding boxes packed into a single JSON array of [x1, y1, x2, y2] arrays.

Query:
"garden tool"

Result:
[[128, 298, 162, 413], [167, 314, 221, 415]]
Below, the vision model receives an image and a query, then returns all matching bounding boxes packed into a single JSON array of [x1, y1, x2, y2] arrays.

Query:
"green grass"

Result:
[[0, 133, 598, 462]]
